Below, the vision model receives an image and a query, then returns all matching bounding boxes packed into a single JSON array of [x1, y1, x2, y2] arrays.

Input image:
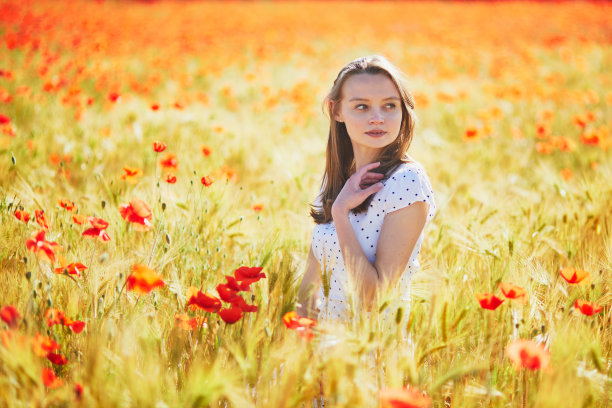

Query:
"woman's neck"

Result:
[[352, 146, 381, 173]]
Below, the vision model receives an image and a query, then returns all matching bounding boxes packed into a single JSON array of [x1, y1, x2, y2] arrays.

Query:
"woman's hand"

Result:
[[331, 162, 384, 219]]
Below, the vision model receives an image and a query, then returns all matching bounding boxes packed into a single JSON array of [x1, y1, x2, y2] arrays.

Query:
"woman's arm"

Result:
[[333, 201, 428, 308], [332, 162, 429, 309], [296, 245, 322, 318]]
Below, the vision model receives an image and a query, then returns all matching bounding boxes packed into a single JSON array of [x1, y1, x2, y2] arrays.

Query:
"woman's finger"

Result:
[[361, 173, 384, 180], [360, 176, 384, 186], [357, 162, 381, 176], [361, 182, 383, 197], [360, 181, 379, 190], [362, 171, 384, 179]]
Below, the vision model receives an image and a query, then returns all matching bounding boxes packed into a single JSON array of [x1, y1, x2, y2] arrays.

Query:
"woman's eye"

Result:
[[355, 104, 367, 110], [385, 103, 396, 109]]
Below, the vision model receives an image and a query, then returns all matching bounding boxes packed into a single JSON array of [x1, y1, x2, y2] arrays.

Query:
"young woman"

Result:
[[297, 55, 436, 322]]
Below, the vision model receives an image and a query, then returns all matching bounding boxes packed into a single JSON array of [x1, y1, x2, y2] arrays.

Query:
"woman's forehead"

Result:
[[342, 73, 399, 100]]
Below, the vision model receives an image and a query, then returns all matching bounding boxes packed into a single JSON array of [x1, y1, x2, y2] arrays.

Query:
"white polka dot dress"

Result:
[[311, 161, 436, 322]]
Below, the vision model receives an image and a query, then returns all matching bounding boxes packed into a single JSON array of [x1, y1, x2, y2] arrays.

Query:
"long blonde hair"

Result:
[[311, 55, 418, 224]]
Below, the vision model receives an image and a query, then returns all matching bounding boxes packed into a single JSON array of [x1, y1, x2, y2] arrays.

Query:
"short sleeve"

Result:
[[383, 165, 436, 221]]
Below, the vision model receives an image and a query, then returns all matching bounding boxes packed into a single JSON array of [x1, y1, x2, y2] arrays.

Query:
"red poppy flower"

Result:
[[186, 287, 222, 313], [31, 333, 60, 357], [69, 321, 86, 334], [234, 266, 266, 285], [0, 114, 10, 125], [119, 198, 153, 231], [120, 166, 143, 184], [201, 145, 212, 157], [126, 264, 165, 295], [150, 103, 160, 111], [14, 210, 30, 223], [74, 383, 84, 401], [229, 296, 258, 313], [572, 114, 588, 129], [475, 293, 504, 310], [214, 165, 238, 182], [54, 262, 87, 278], [218, 305, 243, 324], [175, 314, 207, 330], [153, 141, 166, 152], [535, 142, 554, 154], [378, 387, 432, 408], [225, 275, 251, 292], [45, 308, 86, 333], [108, 92, 120, 103], [216, 283, 240, 303], [165, 174, 177, 184], [47, 352, 69, 365], [535, 122, 550, 139], [252, 203, 264, 212], [25, 230, 62, 263], [0, 305, 19, 328], [58, 199, 75, 211], [560, 268, 590, 285], [45, 308, 64, 327], [159, 152, 178, 170], [82, 217, 111, 242], [296, 327, 315, 341], [201, 175, 214, 187], [506, 339, 550, 371], [42, 368, 63, 388], [574, 299, 603, 316], [82, 227, 111, 241], [464, 126, 479, 141], [560, 168, 573, 181], [35, 209, 50, 229], [282, 311, 316, 330], [498, 282, 528, 303], [581, 130, 601, 146], [72, 214, 88, 225], [88, 217, 109, 230]]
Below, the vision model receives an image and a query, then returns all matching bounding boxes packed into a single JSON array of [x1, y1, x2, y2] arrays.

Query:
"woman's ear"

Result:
[[330, 100, 343, 122]]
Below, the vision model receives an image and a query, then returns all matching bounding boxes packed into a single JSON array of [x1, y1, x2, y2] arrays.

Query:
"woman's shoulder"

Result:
[[385, 158, 431, 184], [380, 157, 436, 218]]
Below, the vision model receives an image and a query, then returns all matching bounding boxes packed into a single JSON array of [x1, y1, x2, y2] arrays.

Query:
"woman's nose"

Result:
[[369, 112, 384, 125]]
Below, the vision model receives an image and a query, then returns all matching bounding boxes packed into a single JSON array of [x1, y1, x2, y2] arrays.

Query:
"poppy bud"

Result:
[[25, 271, 31, 280], [101, 200, 106, 209], [395, 307, 403, 325]]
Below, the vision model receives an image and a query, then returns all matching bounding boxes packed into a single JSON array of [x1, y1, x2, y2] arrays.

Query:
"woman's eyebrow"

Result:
[[348, 96, 401, 102]]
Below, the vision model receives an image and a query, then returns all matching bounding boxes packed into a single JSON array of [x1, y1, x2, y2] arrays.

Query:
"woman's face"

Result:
[[334, 73, 402, 159]]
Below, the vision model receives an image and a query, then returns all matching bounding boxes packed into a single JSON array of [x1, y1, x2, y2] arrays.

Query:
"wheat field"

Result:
[[0, 1, 611, 407]]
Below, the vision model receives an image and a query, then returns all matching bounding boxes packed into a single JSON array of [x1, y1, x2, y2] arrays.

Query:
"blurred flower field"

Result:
[[0, 0, 611, 406]]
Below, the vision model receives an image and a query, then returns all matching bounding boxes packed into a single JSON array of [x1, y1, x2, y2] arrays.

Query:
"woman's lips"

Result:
[[366, 130, 387, 137]]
